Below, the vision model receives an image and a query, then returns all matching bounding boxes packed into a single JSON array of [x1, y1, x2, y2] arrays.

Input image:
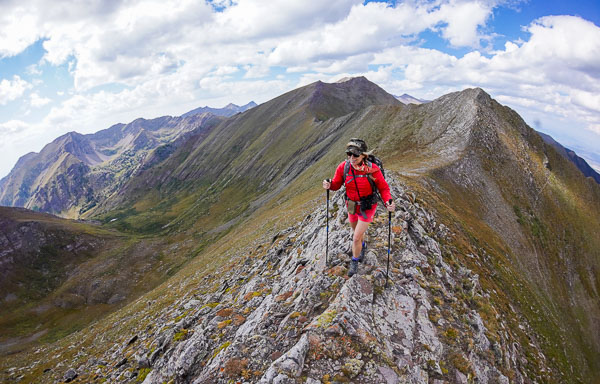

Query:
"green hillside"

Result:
[[0, 78, 598, 383]]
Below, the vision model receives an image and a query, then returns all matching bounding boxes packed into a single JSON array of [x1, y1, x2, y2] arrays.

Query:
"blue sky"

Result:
[[1, 0, 600, 178]]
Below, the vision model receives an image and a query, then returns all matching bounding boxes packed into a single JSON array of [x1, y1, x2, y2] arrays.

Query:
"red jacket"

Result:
[[329, 161, 392, 203]]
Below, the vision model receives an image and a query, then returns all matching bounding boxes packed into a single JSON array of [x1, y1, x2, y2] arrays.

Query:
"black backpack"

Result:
[[343, 154, 386, 204]]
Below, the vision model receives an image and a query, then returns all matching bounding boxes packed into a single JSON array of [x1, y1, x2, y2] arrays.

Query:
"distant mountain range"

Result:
[[395, 93, 430, 104], [0, 102, 256, 217], [537, 131, 600, 184], [181, 101, 257, 118]]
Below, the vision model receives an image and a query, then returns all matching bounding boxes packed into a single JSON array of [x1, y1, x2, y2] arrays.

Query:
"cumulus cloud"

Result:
[[435, 0, 493, 48], [0, 3, 40, 58], [29, 92, 51, 107], [0, 75, 31, 105], [2, 0, 502, 94], [0, 0, 599, 176], [362, 15, 600, 139], [267, 1, 461, 67], [0, 119, 30, 136]]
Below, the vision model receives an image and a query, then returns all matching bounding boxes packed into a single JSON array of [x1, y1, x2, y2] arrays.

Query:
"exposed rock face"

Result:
[[0, 113, 221, 217], [1, 80, 597, 383], [0, 207, 102, 302], [39, 176, 546, 383]]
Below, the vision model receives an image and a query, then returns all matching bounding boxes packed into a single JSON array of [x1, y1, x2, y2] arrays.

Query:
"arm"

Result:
[[326, 162, 345, 191], [372, 168, 392, 203]]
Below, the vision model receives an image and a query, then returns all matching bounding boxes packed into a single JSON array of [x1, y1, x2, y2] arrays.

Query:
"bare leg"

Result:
[[351, 220, 369, 260]]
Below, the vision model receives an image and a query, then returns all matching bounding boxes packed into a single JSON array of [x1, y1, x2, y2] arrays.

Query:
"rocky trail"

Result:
[[18, 175, 546, 383]]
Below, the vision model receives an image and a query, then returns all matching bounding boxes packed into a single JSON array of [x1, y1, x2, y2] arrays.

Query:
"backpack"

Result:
[[343, 154, 386, 204]]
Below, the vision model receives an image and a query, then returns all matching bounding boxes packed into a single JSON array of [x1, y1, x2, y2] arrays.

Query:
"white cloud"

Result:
[[0, 119, 30, 136], [435, 0, 493, 48], [2, 0, 502, 95], [356, 15, 600, 142], [0, 75, 31, 105], [0, 3, 41, 58], [0, 119, 39, 177], [26, 64, 43, 76], [1, 0, 599, 177], [29, 92, 51, 107], [211, 66, 240, 76]]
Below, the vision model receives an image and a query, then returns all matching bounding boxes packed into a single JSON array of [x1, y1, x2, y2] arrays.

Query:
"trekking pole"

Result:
[[385, 200, 392, 288], [326, 180, 330, 266]]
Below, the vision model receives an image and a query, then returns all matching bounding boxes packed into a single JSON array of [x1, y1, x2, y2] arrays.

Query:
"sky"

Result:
[[1, 0, 600, 178]]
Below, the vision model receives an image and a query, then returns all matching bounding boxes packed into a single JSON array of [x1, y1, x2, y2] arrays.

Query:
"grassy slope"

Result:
[[1, 84, 598, 383], [97, 84, 600, 382], [382, 97, 600, 382], [0, 207, 200, 356], [0, 79, 400, 364]]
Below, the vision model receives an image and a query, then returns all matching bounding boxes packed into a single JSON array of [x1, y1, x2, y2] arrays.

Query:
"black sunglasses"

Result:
[[346, 152, 361, 158]]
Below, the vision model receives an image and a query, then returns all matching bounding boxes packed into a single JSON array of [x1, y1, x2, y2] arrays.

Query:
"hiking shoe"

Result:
[[359, 241, 367, 262], [348, 259, 359, 277]]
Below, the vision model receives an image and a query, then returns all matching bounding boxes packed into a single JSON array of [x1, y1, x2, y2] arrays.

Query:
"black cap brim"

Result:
[[346, 146, 361, 156]]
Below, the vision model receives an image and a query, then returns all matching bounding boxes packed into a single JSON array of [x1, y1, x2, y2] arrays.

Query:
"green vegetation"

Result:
[[1, 80, 599, 384], [173, 329, 188, 342], [137, 368, 151, 382], [212, 341, 231, 359]]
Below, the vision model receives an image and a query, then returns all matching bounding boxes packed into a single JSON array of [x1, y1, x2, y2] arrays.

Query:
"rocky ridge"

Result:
[[28, 175, 550, 383], [181, 101, 257, 118], [0, 112, 222, 217]]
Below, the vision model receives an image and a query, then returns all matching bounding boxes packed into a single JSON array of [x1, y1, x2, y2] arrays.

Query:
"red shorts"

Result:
[[347, 202, 378, 223]]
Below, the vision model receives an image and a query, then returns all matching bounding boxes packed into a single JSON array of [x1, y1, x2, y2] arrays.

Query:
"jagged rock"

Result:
[[27, 176, 553, 384], [115, 358, 127, 368], [135, 353, 150, 368], [260, 333, 309, 382], [127, 335, 139, 346], [378, 365, 399, 384], [183, 299, 202, 310], [236, 295, 275, 339], [272, 373, 294, 384], [63, 368, 77, 382], [455, 370, 468, 384], [170, 330, 210, 378]]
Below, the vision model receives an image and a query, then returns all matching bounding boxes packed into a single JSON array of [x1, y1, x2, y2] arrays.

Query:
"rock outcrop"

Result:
[[36, 176, 546, 383]]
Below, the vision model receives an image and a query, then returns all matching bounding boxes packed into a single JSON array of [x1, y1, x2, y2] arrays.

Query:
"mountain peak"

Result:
[[303, 77, 400, 120], [396, 93, 429, 105], [181, 101, 256, 118], [335, 75, 368, 83]]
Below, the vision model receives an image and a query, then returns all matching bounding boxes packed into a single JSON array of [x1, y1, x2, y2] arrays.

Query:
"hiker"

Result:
[[323, 138, 395, 277]]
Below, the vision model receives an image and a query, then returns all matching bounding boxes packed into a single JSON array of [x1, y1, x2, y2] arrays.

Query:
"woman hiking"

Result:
[[323, 138, 395, 277]]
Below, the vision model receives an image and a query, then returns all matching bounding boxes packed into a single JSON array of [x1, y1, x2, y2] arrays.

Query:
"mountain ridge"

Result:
[[181, 101, 257, 118], [537, 130, 600, 184], [0, 78, 598, 383], [395, 93, 429, 105], [0, 113, 224, 216]]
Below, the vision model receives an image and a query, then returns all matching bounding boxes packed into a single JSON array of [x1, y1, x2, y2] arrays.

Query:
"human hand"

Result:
[[323, 179, 331, 189], [386, 200, 396, 212]]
